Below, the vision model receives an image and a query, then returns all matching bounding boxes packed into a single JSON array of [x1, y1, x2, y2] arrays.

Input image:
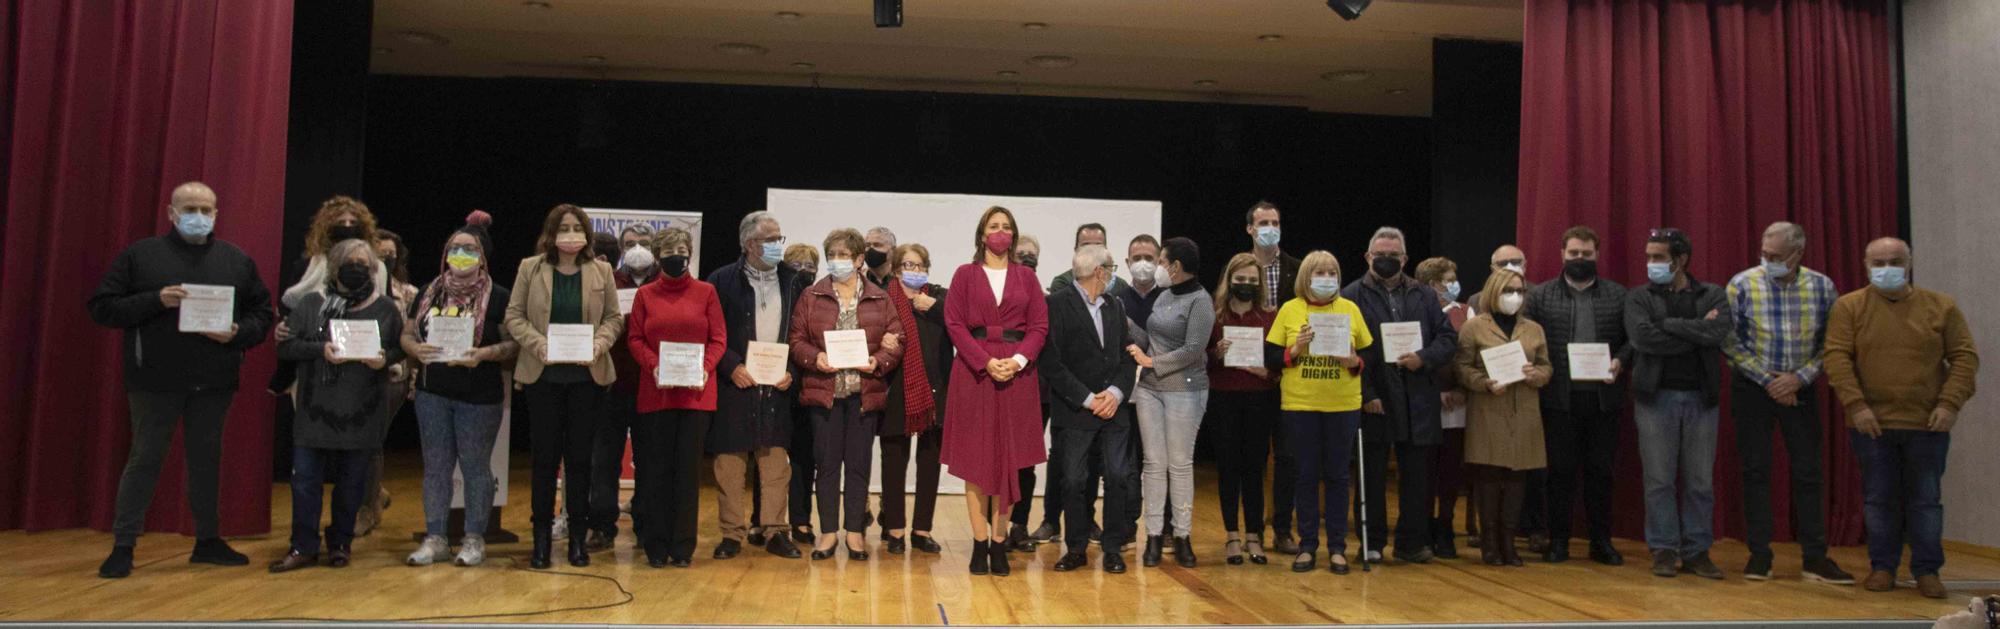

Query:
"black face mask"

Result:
[[1564, 258, 1598, 282], [662, 255, 690, 278], [864, 248, 889, 269], [329, 224, 365, 243], [1229, 283, 1259, 302], [1019, 254, 1038, 270], [1372, 255, 1403, 279], [380, 256, 397, 271], [334, 262, 374, 300]]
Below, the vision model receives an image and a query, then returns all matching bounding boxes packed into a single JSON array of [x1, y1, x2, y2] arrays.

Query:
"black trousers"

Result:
[[880, 424, 943, 533], [114, 389, 233, 545], [1056, 416, 1138, 552], [589, 390, 637, 536], [526, 380, 601, 533], [1213, 389, 1278, 537], [787, 403, 815, 530], [1732, 375, 1829, 560], [632, 409, 707, 561], [1544, 391, 1618, 543], [813, 397, 879, 534], [1359, 437, 1435, 553]]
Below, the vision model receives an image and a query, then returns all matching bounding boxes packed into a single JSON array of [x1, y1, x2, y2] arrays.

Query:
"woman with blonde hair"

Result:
[[1452, 268, 1551, 567], [1265, 250, 1372, 574]]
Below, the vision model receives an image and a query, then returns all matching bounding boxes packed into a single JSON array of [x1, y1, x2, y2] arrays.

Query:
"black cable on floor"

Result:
[[228, 556, 635, 623]]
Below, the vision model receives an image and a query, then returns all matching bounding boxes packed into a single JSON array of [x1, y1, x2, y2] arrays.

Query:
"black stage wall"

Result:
[[1431, 38, 1524, 298]]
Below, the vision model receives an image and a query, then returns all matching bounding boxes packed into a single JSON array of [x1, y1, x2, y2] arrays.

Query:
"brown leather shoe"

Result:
[[1863, 570, 1895, 592], [1915, 574, 1947, 599], [267, 550, 318, 573]]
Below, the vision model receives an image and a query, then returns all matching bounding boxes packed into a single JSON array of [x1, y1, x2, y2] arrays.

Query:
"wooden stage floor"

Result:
[[3, 454, 1995, 626]]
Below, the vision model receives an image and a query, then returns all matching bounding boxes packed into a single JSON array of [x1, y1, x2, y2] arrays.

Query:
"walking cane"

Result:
[[1355, 423, 1371, 572]]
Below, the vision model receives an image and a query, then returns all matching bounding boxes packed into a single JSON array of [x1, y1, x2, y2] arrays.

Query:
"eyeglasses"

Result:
[[898, 262, 929, 271], [756, 235, 787, 246]]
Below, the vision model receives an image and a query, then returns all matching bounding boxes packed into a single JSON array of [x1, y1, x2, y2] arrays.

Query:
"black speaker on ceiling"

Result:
[[875, 0, 902, 27], [1328, 0, 1371, 21]]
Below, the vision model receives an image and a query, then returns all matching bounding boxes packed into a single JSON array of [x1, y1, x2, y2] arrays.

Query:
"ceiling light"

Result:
[[393, 31, 449, 46], [373, 47, 393, 55], [1385, 88, 1409, 95], [791, 62, 816, 70], [1026, 55, 1077, 69], [522, 1, 552, 8], [1257, 34, 1284, 43], [583, 55, 606, 64], [1194, 79, 1218, 87], [714, 42, 769, 56], [1022, 22, 1049, 31], [1327, 0, 1372, 20], [1321, 70, 1372, 82], [996, 70, 1020, 77], [774, 11, 802, 20]]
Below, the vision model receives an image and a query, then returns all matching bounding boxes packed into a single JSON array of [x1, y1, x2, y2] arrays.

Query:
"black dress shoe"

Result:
[[766, 535, 803, 559], [531, 527, 553, 569], [585, 529, 615, 552], [268, 550, 318, 573], [747, 529, 769, 547], [713, 539, 742, 560], [1029, 521, 1060, 544], [327, 546, 351, 568], [1433, 538, 1460, 560], [811, 540, 838, 561], [1054, 552, 1089, 572], [1589, 540, 1624, 566], [1142, 536, 1164, 568], [1394, 547, 1436, 565], [1544, 540, 1570, 563], [884, 535, 907, 555], [1005, 526, 1034, 553], [848, 545, 870, 561], [792, 526, 815, 545], [1102, 550, 1128, 574], [647, 555, 669, 569], [1172, 536, 1196, 568], [969, 540, 990, 575], [191, 538, 250, 566], [1292, 552, 1316, 573], [568, 537, 590, 567], [99, 545, 135, 578], [671, 557, 693, 568], [911, 534, 943, 554], [988, 543, 1011, 577]]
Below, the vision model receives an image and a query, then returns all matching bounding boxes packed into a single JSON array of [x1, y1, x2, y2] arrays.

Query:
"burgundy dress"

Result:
[[940, 261, 1049, 505]]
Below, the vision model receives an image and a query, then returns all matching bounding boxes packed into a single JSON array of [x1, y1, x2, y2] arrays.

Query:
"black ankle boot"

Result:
[[568, 536, 590, 567], [969, 540, 991, 575], [1142, 535, 1165, 568], [531, 527, 553, 569], [989, 541, 1011, 577]]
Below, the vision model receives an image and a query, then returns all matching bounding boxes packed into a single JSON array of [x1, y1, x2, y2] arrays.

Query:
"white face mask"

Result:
[[1129, 260, 1159, 285], [621, 245, 655, 272], [1498, 292, 1525, 315]]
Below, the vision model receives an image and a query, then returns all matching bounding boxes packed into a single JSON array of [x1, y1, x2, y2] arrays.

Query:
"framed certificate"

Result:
[[655, 342, 706, 388], [1222, 326, 1264, 368], [425, 316, 476, 363], [823, 329, 870, 370], [546, 324, 596, 364], [1307, 313, 1351, 358], [330, 319, 383, 360], [1380, 321, 1423, 360], [1481, 341, 1529, 387], [745, 341, 790, 386], [1567, 343, 1614, 382], [177, 284, 234, 333]]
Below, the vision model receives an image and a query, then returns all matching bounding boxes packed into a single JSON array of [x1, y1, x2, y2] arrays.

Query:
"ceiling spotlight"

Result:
[[582, 55, 606, 64], [791, 62, 816, 70], [996, 70, 1020, 77], [1022, 22, 1049, 31], [1320, 70, 1372, 82], [1327, 0, 1372, 20], [774, 11, 802, 20], [714, 42, 769, 56], [1026, 55, 1077, 69], [1257, 34, 1284, 43], [1385, 88, 1409, 95], [393, 30, 449, 46], [1194, 79, 1218, 87], [522, 1, 551, 8]]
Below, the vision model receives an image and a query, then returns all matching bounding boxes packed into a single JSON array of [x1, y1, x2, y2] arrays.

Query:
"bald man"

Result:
[[88, 182, 275, 578], [1464, 244, 1528, 317], [1825, 238, 1980, 599]]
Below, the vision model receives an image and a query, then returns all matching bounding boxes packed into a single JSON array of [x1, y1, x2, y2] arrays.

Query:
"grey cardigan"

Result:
[[1135, 280, 1214, 392]]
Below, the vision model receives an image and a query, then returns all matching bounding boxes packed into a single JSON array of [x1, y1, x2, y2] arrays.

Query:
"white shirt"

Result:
[[984, 265, 1028, 370]]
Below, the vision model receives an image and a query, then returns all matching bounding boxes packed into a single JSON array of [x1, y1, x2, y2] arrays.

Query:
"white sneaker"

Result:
[[407, 535, 449, 566], [454, 534, 486, 567], [1365, 550, 1384, 563]]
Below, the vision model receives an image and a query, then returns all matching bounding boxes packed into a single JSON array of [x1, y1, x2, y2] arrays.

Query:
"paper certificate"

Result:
[[177, 284, 234, 333], [655, 342, 706, 388], [1222, 326, 1265, 368], [330, 319, 383, 360], [1567, 343, 1614, 382], [545, 324, 596, 364], [425, 317, 476, 363], [745, 341, 790, 386], [1381, 321, 1424, 360], [1307, 313, 1352, 358], [823, 329, 870, 370], [1481, 341, 1529, 387], [617, 288, 638, 315]]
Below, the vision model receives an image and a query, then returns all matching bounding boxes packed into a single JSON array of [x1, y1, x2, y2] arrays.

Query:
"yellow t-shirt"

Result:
[[1266, 297, 1374, 412]]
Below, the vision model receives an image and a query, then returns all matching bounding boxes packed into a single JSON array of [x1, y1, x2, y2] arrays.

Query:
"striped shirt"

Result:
[[1264, 259, 1282, 309], [1724, 265, 1837, 386]]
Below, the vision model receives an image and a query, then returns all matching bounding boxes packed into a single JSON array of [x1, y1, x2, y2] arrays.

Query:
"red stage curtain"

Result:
[[1518, 0, 1897, 546], [1, 1, 292, 535]]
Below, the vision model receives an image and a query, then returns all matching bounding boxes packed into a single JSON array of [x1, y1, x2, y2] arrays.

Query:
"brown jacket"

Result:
[[789, 275, 904, 411], [504, 256, 625, 386], [1454, 313, 1554, 471], [1824, 285, 1980, 431]]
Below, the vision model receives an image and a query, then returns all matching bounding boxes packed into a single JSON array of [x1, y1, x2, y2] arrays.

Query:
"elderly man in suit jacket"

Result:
[[1039, 244, 1141, 575]]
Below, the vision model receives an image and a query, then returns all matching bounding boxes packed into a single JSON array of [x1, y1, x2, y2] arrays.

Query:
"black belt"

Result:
[[970, 326, 1026, 343]]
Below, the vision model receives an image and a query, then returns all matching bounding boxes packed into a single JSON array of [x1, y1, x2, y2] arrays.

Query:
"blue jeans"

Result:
[[1633, 390, 1718, 555], [289, 446, 371, 554], [1284, 410, 1359, 555], [414, 391, 504, 538], [1852, 428, 1949, 576]]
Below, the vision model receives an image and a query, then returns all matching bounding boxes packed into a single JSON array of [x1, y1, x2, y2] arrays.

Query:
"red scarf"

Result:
[[886, 284, 935, 432]]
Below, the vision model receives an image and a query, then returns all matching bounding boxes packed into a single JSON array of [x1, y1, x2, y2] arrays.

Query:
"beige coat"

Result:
[[1454, 314, 1553, 471], [504, 255, 625, 385]]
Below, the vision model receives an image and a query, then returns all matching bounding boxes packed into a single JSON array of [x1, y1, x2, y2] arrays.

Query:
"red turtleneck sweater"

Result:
[[625, 273, 727, 413]]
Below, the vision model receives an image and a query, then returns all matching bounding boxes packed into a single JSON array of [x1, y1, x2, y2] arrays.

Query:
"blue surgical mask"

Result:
[[1443, 281, 1461, 302], [901, 271, 928, 289], [1309, 275, 1340, 298], [1647, 262, 1675, 285], [175, 211, 214, 238], [760, 242, 784, 267], [1763, 259, 1791, 278], [1869, 265, 1908, 291], [826, 259, 856, 281], [1255, 225, 1281, 248]]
